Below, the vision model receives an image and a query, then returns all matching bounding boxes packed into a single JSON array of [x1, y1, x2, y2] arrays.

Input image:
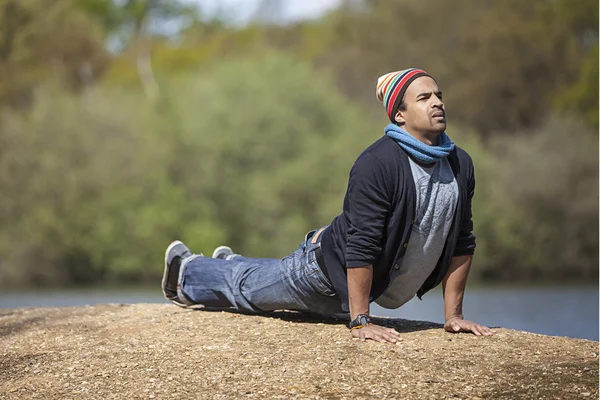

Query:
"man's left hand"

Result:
[[444, 318, 495, 336]]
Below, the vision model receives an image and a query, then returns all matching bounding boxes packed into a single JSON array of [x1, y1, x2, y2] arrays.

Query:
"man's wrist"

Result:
[[445, 315, 463, 323], [348, 314, 371, 329], [350, 311, 369, 320]]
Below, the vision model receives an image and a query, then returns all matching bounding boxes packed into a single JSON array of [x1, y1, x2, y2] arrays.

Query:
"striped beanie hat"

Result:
[[376, 68, 434, 122]]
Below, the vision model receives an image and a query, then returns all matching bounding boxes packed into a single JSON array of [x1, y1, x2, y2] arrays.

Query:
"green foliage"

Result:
[[555, 44, 599, 129], [0, 0, 596, 288], [0, 0, 109, 108], [0, 54, 374, 287], [0, 85, 191, 285], [73, 0, 200, 39], [465, 117, 599, 281], [159, 54, 375, 257], [275, 0, 599, 133]]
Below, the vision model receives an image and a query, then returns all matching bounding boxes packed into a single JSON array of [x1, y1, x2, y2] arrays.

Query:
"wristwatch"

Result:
[[348, 314, 371, 330]]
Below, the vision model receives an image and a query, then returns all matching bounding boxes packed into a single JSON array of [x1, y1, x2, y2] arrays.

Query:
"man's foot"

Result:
[[212, 245, 240, 260], [162, 240, 193, 307]]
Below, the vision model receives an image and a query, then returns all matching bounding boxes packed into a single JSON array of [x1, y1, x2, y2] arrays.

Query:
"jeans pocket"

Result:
[[305, 258, 336, 297]]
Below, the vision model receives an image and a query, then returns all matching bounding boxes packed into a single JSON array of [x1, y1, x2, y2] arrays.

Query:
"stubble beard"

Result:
[[430, 120, 446, 135]]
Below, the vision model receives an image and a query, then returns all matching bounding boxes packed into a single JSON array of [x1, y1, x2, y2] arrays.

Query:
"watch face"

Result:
[[350, 314, 371, 328]]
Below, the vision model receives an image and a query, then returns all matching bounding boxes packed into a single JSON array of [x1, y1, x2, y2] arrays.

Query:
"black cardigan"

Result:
[[321, 135, 476, 313]]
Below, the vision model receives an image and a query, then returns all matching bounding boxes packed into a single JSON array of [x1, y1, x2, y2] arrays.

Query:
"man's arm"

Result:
[[341, 151, 401, 343], [347, 265, 402, 343], [442, 152, 493, 335], [442, 255, 494, 336], [347, 265, 372, 318]]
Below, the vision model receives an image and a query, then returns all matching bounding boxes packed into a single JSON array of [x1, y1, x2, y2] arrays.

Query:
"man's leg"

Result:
[[178, 240, 342, 315], [212, 245, 274, 263]]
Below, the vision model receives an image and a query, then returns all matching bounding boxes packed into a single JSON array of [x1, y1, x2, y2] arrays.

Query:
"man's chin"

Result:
[[431, 122, 446, 134]]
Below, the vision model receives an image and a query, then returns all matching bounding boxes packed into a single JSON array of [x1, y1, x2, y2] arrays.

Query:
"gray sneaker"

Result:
[[162, 240, 194, 307], [212, 245, 240, 260]]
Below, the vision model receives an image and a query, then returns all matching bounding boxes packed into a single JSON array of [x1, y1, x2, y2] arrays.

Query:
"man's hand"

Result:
[[442, 256, 494, 336], [351, 323, 402, 343], [444, 317, 495, 336]]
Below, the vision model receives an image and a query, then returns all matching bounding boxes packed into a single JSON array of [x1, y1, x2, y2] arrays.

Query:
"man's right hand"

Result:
[[351, 323, 402, 343], [346, 265, 401, 343]]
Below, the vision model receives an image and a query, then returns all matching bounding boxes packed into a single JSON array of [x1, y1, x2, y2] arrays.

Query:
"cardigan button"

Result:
[[394, 264, 400, 270], [403, 243, 408, 248]]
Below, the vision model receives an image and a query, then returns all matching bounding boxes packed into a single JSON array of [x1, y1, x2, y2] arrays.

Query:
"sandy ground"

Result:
[[0, 303, 598, 399]]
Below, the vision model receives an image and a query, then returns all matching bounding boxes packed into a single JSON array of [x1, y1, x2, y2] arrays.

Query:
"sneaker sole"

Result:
[[211, 245, 233, 259], [162, 240, 188, 308]]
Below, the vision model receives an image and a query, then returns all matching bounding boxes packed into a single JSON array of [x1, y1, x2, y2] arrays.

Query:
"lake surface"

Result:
[[0, 285, 597, 341]]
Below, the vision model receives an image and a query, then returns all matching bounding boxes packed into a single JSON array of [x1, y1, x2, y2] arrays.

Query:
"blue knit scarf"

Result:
[[385, 123, 455, 164]]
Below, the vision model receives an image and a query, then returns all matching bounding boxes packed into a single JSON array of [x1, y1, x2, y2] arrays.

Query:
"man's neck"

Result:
[[403, 127, 440, 146]]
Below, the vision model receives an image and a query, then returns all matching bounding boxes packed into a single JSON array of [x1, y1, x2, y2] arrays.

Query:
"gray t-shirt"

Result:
[[375, 156, 458, 309]]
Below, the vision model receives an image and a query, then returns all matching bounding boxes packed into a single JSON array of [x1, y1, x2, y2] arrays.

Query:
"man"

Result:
[[161, 68, 494, 343]]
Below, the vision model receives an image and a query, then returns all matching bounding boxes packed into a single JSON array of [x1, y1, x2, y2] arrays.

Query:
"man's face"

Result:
[[394, 76, 446, 136]]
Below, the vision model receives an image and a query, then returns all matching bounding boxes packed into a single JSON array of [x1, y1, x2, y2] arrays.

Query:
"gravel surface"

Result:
[[1, 304, 598, 399]]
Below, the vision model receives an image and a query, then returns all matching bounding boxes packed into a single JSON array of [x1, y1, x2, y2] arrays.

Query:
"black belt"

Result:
[[308, 227, 330, 282], [314, 245, 330, 282]]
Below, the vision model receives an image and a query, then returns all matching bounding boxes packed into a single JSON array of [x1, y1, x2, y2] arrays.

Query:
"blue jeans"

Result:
[[178, 230, 343, 315]]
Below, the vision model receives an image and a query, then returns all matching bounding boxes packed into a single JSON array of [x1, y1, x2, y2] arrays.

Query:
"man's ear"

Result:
[[394, 109, 405, 125]]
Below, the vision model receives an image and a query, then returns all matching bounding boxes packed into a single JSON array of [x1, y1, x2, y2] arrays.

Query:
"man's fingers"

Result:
[[444, 320, 495, 337], [354, 326, 402, 343], [473, 324, 486, 336], [380, 332, 398, 343], [391, 333, 403, 341], [372, 331, 389, 343], [378, 333, 396, 344], [369, 332, 385, 343], [477, 324, 491, 336], [386, 328, 402, 337], [378, 328, 400, 343], [481, 326, 494, 336]]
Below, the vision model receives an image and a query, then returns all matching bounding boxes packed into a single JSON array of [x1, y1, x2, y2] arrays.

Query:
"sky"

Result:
[[182, 0, 343, 24]]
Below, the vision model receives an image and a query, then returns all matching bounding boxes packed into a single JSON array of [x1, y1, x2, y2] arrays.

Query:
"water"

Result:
[[371, 285, 599, 341], [0, 285, 597, 341]]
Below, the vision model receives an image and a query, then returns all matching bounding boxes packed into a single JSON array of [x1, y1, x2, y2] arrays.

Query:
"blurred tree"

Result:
[[467, 116, 599, 281], [0, 0, 596, 288], [0, 85, 213, 286], [311, 0, 486, 105], [0, 0, 109, 109], [555, 44, 599, 129], [549, 0, 599, 129], [451, 0, 598, 133], [101, 22, 267, 91], [161, 53, 375, 258], [74, 0, 201, 99], [285, 0, 599, 133], [73, 0, 200, 45], [0, 54, 375, 287]]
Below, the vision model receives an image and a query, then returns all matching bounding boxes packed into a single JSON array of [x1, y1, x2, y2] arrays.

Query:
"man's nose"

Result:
[[432, 95, 444, 108]]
